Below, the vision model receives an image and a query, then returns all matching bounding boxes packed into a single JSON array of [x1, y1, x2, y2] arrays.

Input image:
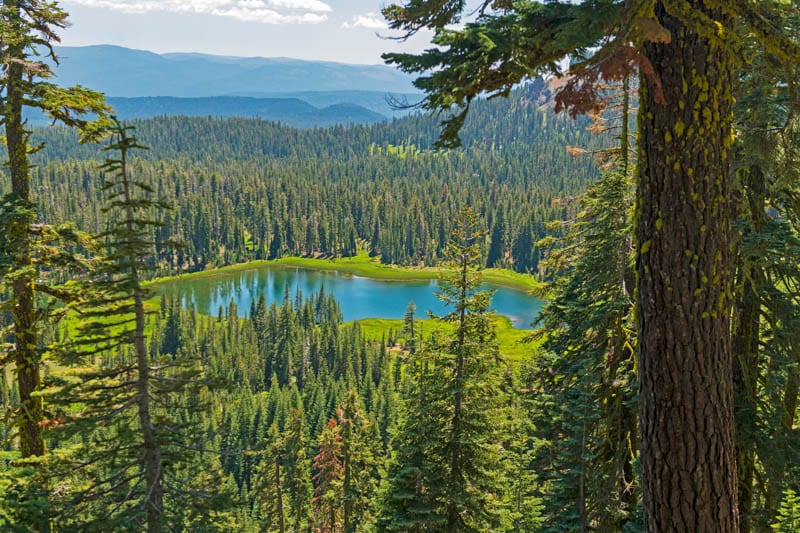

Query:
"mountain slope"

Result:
[[104, 96, 387, 127], [52, 45, 416, 97], [226, 90, 420, 119]]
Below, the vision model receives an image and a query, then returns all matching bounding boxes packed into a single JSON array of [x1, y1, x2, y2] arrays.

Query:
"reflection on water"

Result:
[[157, 266, 543, 329]]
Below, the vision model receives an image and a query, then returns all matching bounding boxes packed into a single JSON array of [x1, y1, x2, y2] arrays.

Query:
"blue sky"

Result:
[[60, 0, 433, 64]]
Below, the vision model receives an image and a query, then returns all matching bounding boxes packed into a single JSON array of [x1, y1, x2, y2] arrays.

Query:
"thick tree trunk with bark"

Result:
[[731, 275, 759, 533], [637, 2, 739, 531]]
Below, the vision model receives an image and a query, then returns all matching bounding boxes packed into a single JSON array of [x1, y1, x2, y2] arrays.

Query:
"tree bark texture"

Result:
[[637, 2, 739, 531]]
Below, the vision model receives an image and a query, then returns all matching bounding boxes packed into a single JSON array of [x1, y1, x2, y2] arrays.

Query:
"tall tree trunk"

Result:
[[637, 3, 739, 531], [121, 139, 163, 532], [446, 248, 468, 531], [616, 73, 638, 529], [4, 0, 43, 458], [134, 284, 162, 532], [731, 166, 765, 533]]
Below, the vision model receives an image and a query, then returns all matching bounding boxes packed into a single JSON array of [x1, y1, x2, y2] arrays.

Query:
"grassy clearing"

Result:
[[482, 268, 544, 293], [147, 252, 544, 293], [349, 315, 539, 362], [58, 296, 161, 346]]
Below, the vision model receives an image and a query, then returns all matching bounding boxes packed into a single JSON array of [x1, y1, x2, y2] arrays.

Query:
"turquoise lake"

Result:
[[156, 266, 544, 329]]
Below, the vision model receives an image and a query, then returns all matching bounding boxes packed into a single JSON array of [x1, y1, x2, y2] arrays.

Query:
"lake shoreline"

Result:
[[146, 252, 544, 294]]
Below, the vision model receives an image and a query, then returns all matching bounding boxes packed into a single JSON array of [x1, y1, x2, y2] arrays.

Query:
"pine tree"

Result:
[[253, 407, 313, 532], [402, 301, 416, 355], [283, 408, 313, 533], [0, 0, 107, 458], [436, 206, 509, 531], [254, 424, 288, 532], [510, 221, 534, 274], [45, 120, 231, 531], [529, 76, 638, 530], [485, 209, 505, 268], [312, 418, 344, 533], [337, 390, 378, 532], [379, 207, 509, 532], [377, 352, 442, 532], [101, 118, 163, 531]]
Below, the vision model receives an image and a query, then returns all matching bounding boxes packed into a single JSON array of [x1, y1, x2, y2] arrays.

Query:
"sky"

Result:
[[60, 0, 434, 65]]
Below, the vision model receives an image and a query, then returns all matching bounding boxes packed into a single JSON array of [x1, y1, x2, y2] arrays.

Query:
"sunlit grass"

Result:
[[349, 315, 540, 362]]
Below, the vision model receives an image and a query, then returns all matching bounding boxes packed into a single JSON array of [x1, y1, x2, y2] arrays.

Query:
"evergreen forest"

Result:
[[1, 1, 799, 532]]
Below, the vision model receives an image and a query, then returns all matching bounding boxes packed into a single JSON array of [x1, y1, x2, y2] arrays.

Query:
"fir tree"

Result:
[[45, 120, 232, 531], [380, 206, 509, 532], [338, 390, 378, 532], [0, 0, 107, 458], [254, 424, 288, 532], [283, 408, 313, 533], [402, 302, 416, 355], [101, 118, 164, 531], [530, 76, 638, 531], [312, 418, 344, 533], [485, 209, 505, 269], [377, 352, 441, 532], [252, 408, 313, 532]]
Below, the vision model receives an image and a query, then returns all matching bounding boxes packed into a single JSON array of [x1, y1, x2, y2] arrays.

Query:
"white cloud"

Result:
[[268, 0, 330, 12], [341, 12, 386, 30], [67, 0, 331, 24]]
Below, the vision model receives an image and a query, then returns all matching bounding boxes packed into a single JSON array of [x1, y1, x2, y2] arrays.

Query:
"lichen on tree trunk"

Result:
[[636, 2, 739, 531]]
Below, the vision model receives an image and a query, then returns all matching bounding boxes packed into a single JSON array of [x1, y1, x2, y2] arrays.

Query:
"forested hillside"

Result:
[[21, 82, 601, 274]]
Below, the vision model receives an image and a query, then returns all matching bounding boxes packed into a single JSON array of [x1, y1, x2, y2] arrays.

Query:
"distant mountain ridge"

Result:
[[53, 45, 415, 96], [102, 96, 388, 128], [48, 45, 418, 126], [223, 90, 420, 119]]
